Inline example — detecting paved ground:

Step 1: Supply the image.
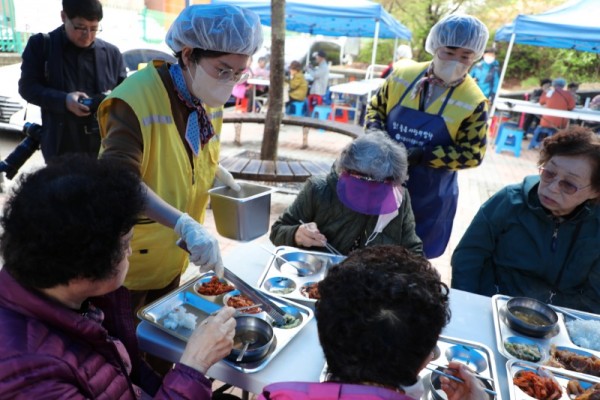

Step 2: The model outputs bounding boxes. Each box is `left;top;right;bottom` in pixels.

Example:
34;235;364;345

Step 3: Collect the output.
190;120;540;287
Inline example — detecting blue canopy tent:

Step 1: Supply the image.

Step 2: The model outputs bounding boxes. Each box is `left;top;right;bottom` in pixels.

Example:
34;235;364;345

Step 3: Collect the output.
491;0;600;115
211;0;411;68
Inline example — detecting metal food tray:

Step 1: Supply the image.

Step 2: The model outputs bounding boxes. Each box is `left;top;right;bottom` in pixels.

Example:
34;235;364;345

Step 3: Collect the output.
257;246;345;305
506;359;600;400
320;335;502;400
137;272;314;373
492;294;600;365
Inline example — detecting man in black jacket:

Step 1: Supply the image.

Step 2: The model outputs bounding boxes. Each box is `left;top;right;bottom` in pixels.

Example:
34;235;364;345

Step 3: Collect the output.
18;0;126;161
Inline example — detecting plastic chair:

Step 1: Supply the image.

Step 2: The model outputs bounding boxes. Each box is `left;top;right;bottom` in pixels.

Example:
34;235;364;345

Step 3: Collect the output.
529;127;556;150
311;105;332;120
332;107;349;123
235;97;248;113
495;123;524;157
489;113;511;143
307;94;323;114
287;100;307;116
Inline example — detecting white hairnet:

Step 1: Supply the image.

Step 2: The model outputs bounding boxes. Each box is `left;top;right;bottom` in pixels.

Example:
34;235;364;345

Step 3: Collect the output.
425;14;489;59
336;130;408;185
166;4;263;56
395;45;412;60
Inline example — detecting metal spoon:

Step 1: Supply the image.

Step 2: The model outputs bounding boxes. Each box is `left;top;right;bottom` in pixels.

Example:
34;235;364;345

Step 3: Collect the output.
236;341;251;362
258;245;312;276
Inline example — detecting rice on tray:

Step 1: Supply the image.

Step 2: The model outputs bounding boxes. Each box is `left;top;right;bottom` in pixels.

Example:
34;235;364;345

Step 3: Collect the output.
566;319;600;351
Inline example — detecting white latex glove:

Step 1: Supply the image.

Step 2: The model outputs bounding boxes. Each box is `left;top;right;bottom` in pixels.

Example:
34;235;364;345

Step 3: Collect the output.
175;213;224;277
215;164;241;192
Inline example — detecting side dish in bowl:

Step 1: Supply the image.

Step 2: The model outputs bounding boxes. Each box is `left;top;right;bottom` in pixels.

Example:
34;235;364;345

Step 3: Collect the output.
505;297;558;338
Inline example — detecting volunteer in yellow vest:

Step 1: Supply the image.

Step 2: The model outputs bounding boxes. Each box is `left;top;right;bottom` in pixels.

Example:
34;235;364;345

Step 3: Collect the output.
365;14;489;259
97;4;263;314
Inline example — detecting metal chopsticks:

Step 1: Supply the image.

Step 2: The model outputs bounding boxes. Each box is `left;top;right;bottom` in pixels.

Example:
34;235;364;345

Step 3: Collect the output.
298;219;343;256
223;267;287;326
424;366;497;397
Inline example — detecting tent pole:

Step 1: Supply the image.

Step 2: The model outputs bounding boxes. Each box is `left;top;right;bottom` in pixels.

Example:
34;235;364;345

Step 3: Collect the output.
370;20;380;78
489;32;516;119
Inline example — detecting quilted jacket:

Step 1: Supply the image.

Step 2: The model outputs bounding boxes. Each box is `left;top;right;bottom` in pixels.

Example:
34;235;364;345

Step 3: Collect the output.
0;269;212;399
270;169;423;255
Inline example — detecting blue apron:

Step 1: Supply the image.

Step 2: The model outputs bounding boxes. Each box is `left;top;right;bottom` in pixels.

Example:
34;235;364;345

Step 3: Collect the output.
385;70;458;258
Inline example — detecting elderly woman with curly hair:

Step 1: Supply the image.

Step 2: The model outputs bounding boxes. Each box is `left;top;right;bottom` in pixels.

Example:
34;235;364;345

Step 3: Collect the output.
270;130;423;256
452;126;600;313
258;245;488;400
0;156;236;399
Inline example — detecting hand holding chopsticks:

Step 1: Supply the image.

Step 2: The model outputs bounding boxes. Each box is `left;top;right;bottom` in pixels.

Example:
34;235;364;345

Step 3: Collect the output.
425;362;497;397
298;219;343;256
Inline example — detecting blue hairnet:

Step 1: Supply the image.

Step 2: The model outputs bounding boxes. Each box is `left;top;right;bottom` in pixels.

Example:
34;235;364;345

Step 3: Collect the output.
166;4;263;56
425;14;489;59
553;78;567;88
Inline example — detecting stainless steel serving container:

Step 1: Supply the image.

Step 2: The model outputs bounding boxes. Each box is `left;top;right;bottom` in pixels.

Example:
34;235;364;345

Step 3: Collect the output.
209;182;273;241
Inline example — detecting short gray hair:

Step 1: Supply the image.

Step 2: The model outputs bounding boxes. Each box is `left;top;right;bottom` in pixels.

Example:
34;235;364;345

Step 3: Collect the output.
336;130;408;184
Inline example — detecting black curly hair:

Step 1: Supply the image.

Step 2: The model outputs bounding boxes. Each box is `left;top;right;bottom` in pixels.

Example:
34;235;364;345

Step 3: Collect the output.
539;126;600;203
1;155;145;289
316;245;450;388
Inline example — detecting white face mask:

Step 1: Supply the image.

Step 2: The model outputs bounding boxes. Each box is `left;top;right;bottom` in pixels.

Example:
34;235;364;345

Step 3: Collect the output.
187;63;235;107
433;55;470;84
483;55;495;64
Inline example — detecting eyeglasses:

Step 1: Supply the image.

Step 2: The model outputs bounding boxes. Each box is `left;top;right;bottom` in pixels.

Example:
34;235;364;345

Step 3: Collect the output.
214;67;249;83
68;18;102;34
346;170;393;184
539;167;592;195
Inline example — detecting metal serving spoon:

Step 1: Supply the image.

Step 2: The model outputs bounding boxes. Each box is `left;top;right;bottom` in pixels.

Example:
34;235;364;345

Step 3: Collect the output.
258;245;312;277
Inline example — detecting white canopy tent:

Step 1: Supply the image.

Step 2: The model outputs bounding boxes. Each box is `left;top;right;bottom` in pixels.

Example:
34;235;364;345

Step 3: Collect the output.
491;0;600;116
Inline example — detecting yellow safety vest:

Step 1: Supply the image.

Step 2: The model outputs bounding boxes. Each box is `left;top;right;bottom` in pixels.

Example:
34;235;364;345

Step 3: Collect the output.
387;61;487;141
99;61;222;290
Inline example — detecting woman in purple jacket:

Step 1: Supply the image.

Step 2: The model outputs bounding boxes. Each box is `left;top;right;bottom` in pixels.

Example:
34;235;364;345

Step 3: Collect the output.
0;155;235;399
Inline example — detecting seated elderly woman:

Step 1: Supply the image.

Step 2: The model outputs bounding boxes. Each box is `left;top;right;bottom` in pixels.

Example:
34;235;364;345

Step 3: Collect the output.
452;126;600;313
259;245;487;400
0;156;235;398
269;130;423;255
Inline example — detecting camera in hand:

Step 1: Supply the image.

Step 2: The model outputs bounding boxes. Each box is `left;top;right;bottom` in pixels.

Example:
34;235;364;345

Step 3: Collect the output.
78;96;94;107
0;122;43;180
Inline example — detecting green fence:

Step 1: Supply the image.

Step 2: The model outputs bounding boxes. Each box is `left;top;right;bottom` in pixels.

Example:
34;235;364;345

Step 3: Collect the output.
0;0;24;53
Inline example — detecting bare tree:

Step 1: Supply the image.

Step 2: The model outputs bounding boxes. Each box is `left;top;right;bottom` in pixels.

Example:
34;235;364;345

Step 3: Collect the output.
261;0;285;161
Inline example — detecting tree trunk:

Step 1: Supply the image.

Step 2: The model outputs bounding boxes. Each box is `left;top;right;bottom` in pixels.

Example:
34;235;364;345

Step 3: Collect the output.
261;0;285;161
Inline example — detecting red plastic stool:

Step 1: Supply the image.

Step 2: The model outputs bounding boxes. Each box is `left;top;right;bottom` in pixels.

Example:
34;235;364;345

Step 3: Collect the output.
235;97;248;113
333;107;349;123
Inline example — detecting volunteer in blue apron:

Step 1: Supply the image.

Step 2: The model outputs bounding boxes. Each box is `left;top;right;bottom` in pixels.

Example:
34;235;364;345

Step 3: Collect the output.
366;14;490;259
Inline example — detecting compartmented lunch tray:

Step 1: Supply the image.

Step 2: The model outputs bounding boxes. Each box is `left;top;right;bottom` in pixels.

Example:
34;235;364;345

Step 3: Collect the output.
320;335;502;400
257;246;345;305
138;272;314;373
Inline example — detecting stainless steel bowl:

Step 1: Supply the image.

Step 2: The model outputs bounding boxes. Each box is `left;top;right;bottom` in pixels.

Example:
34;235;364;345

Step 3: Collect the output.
505;297;558;338
275;251;323;276
227;316;274;363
